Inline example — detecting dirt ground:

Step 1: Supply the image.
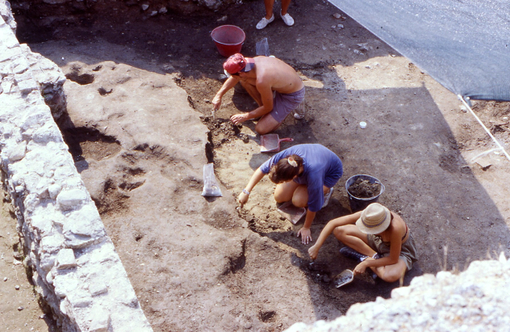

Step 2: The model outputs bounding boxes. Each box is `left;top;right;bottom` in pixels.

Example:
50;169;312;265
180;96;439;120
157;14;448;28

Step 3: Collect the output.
0;185;57;331
5;0;510;330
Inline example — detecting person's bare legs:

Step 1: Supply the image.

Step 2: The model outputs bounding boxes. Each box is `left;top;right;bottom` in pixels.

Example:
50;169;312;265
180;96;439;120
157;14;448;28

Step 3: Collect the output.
333;225;376;257
275;183;330;206
290;185;308;207
239;81;262;106
370;258;407;283
280;0;291;15
264;0;275;19
255;113;280;134
323;186;331;195
237;82;278;134
274;180;301;203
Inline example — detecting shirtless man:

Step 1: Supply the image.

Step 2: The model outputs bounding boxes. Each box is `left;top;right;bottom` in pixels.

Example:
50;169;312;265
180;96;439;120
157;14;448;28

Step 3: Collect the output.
212;53;305;134
308;203;418;283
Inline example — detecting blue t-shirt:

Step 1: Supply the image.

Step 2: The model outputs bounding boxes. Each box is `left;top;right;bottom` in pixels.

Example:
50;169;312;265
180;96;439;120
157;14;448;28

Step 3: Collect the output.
260;144;343;212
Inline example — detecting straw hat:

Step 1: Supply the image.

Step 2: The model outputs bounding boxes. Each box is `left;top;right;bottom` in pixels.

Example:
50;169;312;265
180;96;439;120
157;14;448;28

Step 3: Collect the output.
356;203;391;234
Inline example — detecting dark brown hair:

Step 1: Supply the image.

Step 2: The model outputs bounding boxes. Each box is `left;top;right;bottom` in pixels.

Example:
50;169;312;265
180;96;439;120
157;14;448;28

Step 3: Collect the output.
268;154;303;183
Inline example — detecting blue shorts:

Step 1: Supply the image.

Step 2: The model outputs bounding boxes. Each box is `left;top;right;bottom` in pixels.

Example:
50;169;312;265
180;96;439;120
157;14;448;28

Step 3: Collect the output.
270;87;305;123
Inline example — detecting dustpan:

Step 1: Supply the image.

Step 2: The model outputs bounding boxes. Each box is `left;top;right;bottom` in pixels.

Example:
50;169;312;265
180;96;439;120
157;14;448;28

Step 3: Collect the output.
277;201;306;224
333;269;354;288
260;134;293;153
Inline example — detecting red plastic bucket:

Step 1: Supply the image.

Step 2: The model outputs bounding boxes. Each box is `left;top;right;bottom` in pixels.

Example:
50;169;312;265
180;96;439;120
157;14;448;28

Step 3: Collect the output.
211;25;246;57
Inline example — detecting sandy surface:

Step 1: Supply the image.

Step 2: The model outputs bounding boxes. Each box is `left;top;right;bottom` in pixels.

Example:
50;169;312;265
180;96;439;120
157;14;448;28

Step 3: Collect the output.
5;0;510;330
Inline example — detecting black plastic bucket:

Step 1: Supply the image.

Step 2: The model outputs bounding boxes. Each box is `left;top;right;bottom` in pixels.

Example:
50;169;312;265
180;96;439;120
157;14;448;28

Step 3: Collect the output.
345;174;385;212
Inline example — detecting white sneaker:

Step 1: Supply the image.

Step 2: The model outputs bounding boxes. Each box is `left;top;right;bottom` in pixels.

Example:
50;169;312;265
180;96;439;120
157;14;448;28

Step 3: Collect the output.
280;11;295;26
256;14;274;30
294;103;305;119
322;187;334;209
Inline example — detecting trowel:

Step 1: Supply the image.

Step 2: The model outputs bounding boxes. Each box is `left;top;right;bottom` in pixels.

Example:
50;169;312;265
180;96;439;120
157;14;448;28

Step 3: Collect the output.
333;269;354;288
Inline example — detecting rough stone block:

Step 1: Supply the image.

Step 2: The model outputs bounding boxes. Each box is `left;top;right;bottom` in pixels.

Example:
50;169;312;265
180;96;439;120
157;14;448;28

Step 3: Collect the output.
20;107;51;132
33;122;63;144
0;45;21;62
12;56;29;74
69;296;93;308
15;71;38;94
6;141;26;161
22;171;49;197
29;212;54;237
89;280;108;296
0;26;19;48
53;273;80;298
57;188;88;211
63;204;105;240
48;183;62;199
40;253;57;273
24;193;41;214
89;304;111;332
89;242;119;264
56;248;77;269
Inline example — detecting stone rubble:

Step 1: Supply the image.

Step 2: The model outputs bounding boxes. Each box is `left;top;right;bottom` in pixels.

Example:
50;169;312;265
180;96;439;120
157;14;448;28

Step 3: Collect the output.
0;1;152;331
286;252;510;332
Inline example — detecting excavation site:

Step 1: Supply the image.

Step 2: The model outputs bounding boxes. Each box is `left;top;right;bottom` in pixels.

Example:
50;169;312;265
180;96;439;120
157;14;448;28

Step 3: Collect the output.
1;0;510;331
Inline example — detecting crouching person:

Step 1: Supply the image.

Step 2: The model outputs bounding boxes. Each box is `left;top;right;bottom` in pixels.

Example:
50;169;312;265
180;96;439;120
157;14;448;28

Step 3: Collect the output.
308;203;417;283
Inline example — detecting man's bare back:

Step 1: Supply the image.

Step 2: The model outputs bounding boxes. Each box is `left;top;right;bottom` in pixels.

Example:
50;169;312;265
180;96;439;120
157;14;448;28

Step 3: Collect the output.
213;54;305;134
250;56;304;94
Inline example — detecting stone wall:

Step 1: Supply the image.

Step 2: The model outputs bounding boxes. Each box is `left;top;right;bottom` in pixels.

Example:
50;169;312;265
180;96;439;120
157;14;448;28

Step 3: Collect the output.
0;1;152;331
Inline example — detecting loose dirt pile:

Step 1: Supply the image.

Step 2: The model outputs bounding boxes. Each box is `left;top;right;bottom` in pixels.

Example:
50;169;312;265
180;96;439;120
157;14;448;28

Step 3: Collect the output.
347;178;382;198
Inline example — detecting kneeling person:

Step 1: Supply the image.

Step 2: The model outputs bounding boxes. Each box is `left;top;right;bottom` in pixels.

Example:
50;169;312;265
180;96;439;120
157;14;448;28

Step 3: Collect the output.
238;144;343;244
308;203;417;283
212;53;305;134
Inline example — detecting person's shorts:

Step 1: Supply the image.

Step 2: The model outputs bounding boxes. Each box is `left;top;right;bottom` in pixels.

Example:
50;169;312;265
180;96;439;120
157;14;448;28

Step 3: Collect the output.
367;232;418;271
270;87;305;123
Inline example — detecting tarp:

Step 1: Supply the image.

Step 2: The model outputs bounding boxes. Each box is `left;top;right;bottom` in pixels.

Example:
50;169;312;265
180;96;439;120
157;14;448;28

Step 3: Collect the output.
328;0;510;101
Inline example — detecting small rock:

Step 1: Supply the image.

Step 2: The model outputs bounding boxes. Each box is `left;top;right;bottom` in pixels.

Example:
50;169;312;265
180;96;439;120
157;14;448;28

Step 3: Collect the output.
337;24;344;29
18;306;24;311
15;285;20;290
333;13;342;19
3;277;7;282
217;15;228;22
141;4;149;10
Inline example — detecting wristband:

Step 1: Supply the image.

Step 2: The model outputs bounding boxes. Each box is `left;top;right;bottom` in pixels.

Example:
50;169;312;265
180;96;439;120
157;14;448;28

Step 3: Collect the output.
242;189;250;195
